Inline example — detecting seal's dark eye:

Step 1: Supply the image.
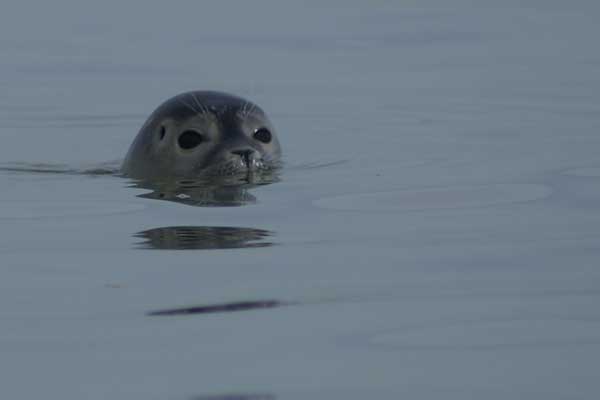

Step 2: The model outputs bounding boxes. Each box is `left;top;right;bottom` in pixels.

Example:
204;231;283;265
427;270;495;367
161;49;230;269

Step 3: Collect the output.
253;128;272;144
178;130;204;149
159;126;166;140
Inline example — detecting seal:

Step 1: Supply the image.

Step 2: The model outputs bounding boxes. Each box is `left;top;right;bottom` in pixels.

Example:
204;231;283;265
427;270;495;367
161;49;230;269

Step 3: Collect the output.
121;91;281;180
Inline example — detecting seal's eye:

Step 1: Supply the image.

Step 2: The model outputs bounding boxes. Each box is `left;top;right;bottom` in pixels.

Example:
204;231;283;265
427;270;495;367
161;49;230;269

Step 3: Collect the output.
178;130;204;149
159;126;166;141
253;128;272;144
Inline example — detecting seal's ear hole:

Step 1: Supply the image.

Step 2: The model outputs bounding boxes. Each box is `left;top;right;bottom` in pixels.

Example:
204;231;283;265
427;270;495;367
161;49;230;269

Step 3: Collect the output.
178;130;204;150
159;126;166;141
253;128;272;144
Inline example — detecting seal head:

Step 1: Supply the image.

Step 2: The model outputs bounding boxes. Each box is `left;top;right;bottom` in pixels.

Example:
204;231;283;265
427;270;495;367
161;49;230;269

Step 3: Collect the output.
121;91;281;180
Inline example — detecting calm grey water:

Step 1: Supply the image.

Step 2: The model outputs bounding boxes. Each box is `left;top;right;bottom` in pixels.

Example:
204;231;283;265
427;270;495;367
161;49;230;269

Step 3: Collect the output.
2;1;600;399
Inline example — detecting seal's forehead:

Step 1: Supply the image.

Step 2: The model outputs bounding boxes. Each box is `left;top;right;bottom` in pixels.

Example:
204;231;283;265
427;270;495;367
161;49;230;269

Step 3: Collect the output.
152;91;266;121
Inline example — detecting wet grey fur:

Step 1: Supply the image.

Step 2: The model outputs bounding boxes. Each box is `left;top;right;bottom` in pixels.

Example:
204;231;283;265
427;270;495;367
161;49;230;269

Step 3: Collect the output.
122;91;281;180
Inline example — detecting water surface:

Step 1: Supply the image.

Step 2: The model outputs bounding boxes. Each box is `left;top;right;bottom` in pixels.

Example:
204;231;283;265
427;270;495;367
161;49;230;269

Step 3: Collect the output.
1;1;600;399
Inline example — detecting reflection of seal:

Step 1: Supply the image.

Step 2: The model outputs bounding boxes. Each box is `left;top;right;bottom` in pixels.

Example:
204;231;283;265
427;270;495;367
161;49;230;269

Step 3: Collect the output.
133;178;259;207
135;226;274;250
121;91;282;180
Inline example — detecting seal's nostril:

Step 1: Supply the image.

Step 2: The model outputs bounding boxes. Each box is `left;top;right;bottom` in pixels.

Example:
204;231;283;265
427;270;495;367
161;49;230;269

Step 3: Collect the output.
231;149;253;157
231;149;254;159
231;149;254;166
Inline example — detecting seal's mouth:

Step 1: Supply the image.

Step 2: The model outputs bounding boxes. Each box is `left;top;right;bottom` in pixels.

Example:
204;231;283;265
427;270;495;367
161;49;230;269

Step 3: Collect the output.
200;157;268;177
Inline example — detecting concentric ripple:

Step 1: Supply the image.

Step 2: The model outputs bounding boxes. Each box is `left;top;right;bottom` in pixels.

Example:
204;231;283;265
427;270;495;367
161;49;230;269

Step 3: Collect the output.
314;183;551;212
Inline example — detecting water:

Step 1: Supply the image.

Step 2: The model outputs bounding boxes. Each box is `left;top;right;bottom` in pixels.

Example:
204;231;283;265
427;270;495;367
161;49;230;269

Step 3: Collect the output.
1;1;600;399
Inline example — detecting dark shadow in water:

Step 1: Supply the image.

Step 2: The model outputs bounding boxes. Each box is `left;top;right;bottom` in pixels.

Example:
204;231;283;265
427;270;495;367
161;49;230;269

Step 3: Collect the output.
130;170;280;207
191;394;275;400
134;226;275;250
148;300;285;316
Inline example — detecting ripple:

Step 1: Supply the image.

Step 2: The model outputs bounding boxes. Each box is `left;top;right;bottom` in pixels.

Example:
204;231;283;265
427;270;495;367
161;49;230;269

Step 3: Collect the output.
131;172;279;207
0;161;122;176
371;318;600;350
314;183;551;212
0;201;145;219
567;167;600;177
191;394;275;400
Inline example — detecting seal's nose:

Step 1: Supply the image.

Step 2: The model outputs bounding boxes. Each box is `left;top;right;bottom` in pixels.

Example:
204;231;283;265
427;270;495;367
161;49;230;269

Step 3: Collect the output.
231;149;255;165
231;149;254;158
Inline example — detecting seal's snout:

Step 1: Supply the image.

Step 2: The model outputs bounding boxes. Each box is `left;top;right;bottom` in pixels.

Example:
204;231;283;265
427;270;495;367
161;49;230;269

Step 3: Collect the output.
231;148;257;166
231;148;254;158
